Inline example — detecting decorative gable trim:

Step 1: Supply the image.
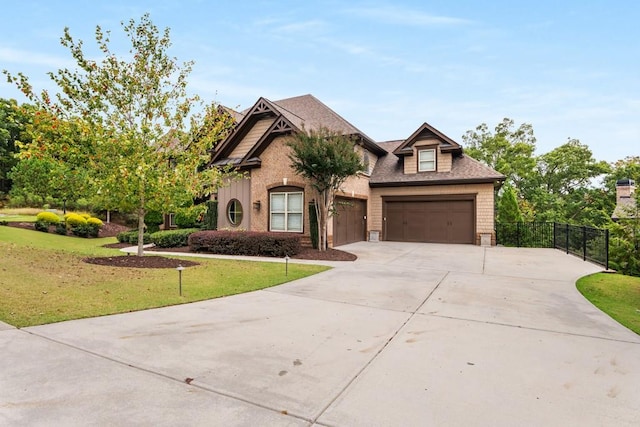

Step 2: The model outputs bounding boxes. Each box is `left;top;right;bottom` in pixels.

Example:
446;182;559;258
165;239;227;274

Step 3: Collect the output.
393;122;462;156
209;97;281;164
240;115;299;167
252;99;278;115
272;117;294;133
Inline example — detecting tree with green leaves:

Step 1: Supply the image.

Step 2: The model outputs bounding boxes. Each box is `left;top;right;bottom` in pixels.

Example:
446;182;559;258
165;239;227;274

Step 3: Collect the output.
287;127;363;251
4;14;234;255
0;99;33;196
462;118;537;191
531;139;610;223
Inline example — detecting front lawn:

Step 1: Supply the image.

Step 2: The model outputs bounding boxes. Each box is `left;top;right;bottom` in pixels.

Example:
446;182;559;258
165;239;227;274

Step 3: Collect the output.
577;273;640;335
0;226;330;327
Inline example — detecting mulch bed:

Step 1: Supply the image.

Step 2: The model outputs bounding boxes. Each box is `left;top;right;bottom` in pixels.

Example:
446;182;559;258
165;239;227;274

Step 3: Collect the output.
4;221;356;267
145;245;357;261
84;255;199;269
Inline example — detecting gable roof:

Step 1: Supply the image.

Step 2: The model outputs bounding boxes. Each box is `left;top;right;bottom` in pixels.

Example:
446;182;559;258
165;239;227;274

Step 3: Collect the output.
218;105;245;123
210;94;386;167
393;122;462;156
370;140;505;187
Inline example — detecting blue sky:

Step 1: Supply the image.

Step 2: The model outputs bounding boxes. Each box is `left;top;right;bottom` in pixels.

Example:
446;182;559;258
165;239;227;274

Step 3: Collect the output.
1;0;638;162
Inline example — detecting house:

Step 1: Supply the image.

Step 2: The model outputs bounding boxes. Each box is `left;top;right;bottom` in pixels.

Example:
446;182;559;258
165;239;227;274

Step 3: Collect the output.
208;94;505;247
612;178;637;220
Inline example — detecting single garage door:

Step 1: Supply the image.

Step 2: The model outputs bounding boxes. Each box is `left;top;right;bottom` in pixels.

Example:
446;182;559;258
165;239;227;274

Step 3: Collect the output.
333;197;367;246
384;199;474;244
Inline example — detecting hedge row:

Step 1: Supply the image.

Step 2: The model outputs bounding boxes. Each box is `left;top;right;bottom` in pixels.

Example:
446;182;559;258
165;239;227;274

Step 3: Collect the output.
150;228;199;248
188;231;301;257
116;230;151;245
34;211;103;238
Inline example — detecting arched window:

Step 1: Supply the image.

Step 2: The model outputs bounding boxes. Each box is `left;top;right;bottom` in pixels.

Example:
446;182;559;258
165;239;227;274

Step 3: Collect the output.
227;199;243;226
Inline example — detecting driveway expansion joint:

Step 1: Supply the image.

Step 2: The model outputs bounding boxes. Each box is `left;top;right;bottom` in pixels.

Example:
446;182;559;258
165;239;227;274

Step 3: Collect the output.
310;271;450;424
422;313;640;344
20;328;313;424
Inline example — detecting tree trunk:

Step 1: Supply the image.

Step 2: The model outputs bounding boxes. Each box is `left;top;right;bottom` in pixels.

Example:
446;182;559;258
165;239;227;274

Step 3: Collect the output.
137;186;146;257
317;189;331;251
137;208;145;257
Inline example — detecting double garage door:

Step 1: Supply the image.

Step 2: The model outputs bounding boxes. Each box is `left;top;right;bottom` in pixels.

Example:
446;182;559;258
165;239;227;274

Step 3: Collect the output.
384;198;475;244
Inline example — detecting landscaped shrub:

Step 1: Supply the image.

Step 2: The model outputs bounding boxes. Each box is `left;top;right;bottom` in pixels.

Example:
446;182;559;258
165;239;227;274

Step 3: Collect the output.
36;211;61;224
34;220;49;232
86;217;104;237
150;228;199;248
63;213;103;237
308;203;319;249
203;200;218;230
175;204;207;229
35;211;61;233
145;210;164;233
116;230;151;245
188;230;301;257
55;222;67;235
65;213;87;228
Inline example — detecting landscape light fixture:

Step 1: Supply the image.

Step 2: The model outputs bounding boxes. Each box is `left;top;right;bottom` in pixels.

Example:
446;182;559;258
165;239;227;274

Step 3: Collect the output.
176;265;185;296
284;255;290;276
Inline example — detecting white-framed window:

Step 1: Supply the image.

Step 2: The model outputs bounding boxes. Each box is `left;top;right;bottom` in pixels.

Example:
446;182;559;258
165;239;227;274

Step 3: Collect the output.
418;149;436;172
168;213;176;228
270;191;303;232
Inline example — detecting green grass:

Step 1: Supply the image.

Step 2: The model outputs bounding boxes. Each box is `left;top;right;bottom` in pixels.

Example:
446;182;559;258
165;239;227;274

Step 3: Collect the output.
0;227;330;327
0;214;38;222
577;273;640;335
0;207;53;222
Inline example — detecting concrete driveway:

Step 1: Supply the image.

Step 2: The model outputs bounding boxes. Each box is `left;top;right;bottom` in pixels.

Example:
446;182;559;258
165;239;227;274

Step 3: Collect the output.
2;242;639;426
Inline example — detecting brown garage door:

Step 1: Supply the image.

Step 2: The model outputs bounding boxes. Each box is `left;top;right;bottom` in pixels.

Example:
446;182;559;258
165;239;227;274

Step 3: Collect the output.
385;200;474;244
333;197;367;246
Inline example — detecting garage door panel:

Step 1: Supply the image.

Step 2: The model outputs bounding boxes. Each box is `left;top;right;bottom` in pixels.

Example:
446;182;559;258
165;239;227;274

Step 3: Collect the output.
450;201;474;244
385;202;405;241
404;203;427;242
424;202;448;243
384;199;474;244
333;198;367;246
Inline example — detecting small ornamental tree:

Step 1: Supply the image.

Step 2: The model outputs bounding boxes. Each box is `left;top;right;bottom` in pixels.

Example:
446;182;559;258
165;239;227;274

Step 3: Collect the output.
497;183;523;223
287;127;363;251
4;14;235;256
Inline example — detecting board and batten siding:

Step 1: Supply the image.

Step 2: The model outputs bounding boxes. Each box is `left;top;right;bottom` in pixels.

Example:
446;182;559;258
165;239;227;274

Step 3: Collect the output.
228;117;276;159
217;177;251;230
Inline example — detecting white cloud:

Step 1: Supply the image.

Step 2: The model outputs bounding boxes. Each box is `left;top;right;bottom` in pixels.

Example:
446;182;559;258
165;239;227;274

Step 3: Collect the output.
0;46;73;69
344;5;472;26
271;20;328;35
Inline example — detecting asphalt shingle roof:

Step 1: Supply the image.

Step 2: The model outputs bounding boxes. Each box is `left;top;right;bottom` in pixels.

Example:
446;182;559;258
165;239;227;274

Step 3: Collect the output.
370;140;505;186
271;94;371;138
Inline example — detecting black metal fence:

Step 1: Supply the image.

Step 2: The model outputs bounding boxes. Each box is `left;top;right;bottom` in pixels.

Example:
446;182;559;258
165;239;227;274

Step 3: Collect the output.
496;222;609;269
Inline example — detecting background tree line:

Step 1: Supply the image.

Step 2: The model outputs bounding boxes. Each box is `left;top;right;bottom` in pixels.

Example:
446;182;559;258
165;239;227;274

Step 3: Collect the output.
463;118;639;275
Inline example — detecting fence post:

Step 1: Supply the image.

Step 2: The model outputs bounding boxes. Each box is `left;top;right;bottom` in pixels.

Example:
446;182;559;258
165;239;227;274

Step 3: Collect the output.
582;226;587;261
553;222;557;248
605;229;609;270
517;222;521;247
565;223;569;254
